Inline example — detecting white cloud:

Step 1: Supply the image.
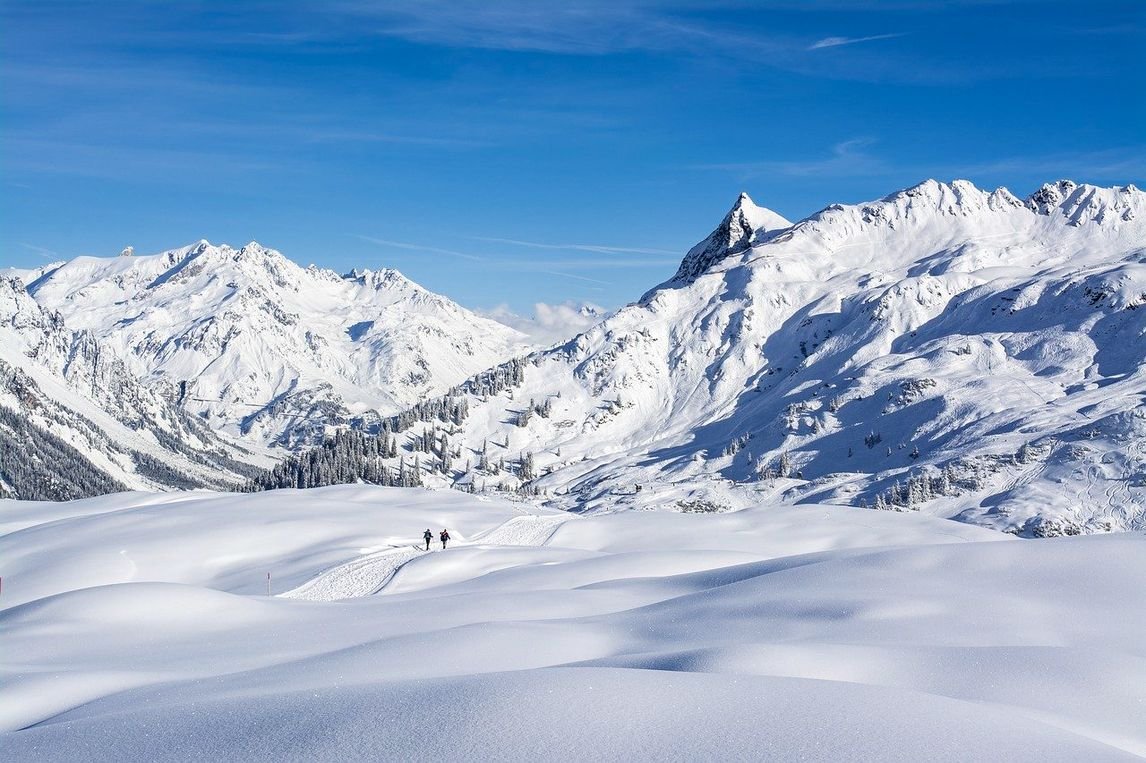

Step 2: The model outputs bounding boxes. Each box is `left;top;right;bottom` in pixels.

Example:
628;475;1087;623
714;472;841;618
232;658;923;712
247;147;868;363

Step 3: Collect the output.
697;137;887;179
481;301;611;348
18;242;63;260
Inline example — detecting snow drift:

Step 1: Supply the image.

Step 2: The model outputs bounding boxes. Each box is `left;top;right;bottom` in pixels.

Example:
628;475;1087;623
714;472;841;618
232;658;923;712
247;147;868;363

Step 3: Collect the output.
1;486;1144;759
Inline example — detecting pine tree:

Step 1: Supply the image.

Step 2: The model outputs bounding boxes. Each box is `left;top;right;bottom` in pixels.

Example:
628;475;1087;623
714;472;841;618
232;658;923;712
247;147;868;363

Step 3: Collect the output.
907;476;922;507
778;451;793;478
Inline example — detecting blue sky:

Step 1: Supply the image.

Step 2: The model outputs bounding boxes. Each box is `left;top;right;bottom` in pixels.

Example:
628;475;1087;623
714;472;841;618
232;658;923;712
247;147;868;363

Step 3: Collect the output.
2;1;1143;313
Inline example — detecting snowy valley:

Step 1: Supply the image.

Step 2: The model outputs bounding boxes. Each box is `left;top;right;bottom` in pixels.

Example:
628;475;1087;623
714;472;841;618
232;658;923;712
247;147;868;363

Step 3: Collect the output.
2;178;1146;760
9;0;1144;756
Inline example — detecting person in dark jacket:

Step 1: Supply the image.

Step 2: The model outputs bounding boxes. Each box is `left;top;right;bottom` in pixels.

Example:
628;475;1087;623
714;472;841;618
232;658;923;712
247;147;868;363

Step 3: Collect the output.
423;528;433;551
440;529;450;550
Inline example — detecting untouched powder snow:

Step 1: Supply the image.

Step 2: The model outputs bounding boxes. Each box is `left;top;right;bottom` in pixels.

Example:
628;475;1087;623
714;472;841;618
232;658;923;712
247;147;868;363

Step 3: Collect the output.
2;485;1144;760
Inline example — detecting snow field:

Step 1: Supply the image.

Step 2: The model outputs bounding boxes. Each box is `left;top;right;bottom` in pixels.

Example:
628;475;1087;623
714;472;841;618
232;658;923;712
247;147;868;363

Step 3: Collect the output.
2;485;1145;759
282;513;572;600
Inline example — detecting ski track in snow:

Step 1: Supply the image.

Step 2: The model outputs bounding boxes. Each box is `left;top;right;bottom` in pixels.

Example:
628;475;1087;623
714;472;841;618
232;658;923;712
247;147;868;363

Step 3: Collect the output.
280;513;571;601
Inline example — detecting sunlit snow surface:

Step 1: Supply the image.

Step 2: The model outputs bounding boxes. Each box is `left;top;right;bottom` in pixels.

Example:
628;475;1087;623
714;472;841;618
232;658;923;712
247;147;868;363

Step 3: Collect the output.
2;485;1144;760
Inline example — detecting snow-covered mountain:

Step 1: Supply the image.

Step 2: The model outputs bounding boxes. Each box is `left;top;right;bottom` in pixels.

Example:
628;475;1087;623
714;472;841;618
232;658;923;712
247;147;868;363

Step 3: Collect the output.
20;241;527;447
0;278;268;498
265;180;1146;536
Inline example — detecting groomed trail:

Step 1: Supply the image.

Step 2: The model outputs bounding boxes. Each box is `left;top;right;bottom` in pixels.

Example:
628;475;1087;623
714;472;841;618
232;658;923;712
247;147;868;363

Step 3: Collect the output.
280;513;571;602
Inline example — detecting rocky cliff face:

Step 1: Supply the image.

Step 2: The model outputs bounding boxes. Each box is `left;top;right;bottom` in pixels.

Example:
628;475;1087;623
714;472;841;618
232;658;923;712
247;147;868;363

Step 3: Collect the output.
0;277;267;499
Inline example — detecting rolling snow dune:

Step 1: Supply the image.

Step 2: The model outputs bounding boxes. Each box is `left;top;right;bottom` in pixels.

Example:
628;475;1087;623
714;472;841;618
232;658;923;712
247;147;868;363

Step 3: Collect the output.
2;486;1144;759
7;670;1138;762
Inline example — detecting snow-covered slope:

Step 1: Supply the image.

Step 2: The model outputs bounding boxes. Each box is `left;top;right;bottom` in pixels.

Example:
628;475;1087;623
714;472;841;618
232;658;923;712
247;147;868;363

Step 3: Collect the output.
300;180;1145;535
0;278;267;498
2;486;1144;759
23;241;526;447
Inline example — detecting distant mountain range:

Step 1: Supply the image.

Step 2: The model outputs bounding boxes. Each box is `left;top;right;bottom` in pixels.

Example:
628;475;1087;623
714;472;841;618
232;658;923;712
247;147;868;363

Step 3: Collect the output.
4;179;1144;535
13;241;527;447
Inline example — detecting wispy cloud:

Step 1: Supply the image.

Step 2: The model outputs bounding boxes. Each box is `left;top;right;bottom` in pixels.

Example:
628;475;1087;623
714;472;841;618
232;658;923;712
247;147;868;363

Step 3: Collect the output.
354;235;485;261
18;242;62;260
338;1;710;56
697;138;888;179
540;270;612;285
945;147;1146;185
527;258;679;269
472;236;677;256
808;33;905;50
352;236;680;271
297;128;490;149
3;136;293;183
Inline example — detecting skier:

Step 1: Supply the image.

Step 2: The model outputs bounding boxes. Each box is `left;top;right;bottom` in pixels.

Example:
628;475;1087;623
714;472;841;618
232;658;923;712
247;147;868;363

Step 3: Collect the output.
423;528;433;551
440;528;450;550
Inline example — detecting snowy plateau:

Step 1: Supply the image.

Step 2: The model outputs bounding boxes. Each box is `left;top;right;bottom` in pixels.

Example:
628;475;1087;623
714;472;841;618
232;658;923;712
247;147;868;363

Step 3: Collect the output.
2;178;1146;760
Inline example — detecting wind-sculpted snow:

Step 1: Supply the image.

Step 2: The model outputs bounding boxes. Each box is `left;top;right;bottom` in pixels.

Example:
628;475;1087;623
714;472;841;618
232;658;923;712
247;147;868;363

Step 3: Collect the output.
282;179;1142;535
22;241;527;447
1;486;1144;759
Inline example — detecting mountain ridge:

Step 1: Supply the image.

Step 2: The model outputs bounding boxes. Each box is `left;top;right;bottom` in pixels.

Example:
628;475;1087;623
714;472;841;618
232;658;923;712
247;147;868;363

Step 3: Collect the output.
252;178;1146;536
0;277;267;498
19;240;529;447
